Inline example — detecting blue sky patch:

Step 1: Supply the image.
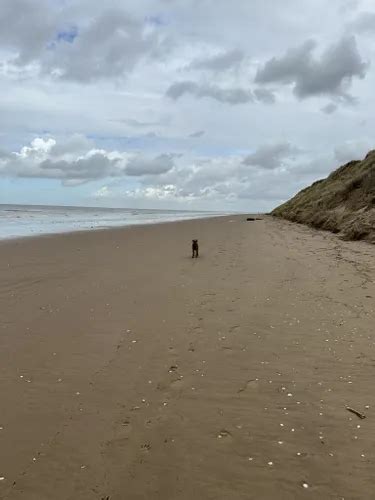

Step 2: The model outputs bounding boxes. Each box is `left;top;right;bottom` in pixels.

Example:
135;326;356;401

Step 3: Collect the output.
56;26;78;43
145;15;167;27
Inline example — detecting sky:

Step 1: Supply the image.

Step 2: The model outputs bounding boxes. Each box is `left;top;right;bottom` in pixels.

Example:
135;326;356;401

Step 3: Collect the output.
0;0;375;211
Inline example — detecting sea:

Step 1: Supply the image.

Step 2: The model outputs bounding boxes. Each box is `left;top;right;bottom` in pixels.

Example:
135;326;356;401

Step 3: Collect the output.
0;204;227;240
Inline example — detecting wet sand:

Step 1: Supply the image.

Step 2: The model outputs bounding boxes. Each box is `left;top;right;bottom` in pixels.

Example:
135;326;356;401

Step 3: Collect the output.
0;215;375;499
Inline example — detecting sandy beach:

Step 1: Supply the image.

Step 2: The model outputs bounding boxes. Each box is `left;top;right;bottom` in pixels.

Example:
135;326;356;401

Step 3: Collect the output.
1;215;375;500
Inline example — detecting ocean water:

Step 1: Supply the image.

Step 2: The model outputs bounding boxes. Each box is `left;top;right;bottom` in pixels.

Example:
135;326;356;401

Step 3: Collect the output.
0;204;226;240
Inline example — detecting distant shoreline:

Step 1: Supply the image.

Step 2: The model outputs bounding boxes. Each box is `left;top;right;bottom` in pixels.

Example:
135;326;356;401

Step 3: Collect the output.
0;204;241;241
0;214;235;245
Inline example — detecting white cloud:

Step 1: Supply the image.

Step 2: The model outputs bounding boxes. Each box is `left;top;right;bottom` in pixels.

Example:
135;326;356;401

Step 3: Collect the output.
0;137;175;184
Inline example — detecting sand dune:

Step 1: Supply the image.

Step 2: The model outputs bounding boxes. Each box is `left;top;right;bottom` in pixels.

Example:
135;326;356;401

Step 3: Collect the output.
272;150;375;243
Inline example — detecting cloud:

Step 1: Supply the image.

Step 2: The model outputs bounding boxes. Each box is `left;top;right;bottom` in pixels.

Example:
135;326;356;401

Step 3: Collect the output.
321;103;338;114
49;134;94;157
188;49;245;72
287;155;333;176
243;142;301;170
334;140;373;164
94;186;111;198
0;142;122;184
0;137;177;184
339;0;360;14
189;130;205;138
0;0;57;65
0;149;12;160
38;154;121;184
115;119;163;128
46;10;158;82
125;153;176;176
166;81;254;104
255;36;368;101
253;88;276;104
0;2;162;82
349;11;375;33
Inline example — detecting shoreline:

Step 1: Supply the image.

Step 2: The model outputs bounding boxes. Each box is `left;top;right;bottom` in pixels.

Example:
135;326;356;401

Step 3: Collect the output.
0;213;241;246
0;203;241;243
1;215;375;499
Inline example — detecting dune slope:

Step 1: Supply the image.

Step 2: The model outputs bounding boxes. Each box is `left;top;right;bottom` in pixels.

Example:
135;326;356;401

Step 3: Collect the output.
272;150;375;242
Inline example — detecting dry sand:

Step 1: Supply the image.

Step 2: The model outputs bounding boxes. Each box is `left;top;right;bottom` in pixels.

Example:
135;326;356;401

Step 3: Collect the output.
0;215;375;500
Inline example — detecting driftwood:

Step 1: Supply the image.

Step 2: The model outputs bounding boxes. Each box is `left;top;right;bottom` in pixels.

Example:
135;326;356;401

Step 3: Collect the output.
346;406;366;419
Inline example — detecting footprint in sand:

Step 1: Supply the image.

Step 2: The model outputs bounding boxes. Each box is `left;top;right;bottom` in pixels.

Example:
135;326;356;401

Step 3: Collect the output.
229;325;240;333
217;429;233;440
118;419;133;438
170;377;184;389
104;435;129;460
238;379;259;393
221;345;233;351
157;369;185;393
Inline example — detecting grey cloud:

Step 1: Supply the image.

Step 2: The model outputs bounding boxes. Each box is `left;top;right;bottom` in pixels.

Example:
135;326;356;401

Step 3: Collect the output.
125;154;175;176
47;10;156;82
253;88;276;104
189;130;205;138
0;151;122;184
188;49;245;72
243;142;301;170
0;149;12;160
350;12;375;33
256;40;316;86
334;141;372;164
39;154;121;180
49;135;94;156
339;0;360;14
287;155;332;176
118;119;163;128
321;103;338;114
0;0;56;65
166;81;253;104
0;138;179;184
255;36;368;100
166;81;198;99
0;2;160;82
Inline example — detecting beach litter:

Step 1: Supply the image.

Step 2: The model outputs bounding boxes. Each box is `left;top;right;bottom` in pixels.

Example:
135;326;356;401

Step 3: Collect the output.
346;406;366;419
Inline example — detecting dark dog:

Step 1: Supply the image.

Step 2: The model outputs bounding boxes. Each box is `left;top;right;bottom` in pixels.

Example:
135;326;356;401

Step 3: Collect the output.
192;239;199;258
